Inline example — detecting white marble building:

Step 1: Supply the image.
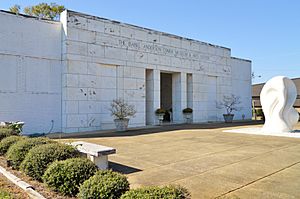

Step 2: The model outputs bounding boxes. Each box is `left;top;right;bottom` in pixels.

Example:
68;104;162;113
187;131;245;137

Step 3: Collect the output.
0;10;252;134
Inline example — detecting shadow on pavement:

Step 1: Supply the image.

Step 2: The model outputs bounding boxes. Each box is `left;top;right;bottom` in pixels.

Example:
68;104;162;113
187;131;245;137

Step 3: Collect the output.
47;121;264;139
109;161;142;174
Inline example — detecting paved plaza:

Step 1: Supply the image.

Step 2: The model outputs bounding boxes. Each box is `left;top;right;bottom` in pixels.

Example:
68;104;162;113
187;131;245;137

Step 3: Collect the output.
63;122;300;198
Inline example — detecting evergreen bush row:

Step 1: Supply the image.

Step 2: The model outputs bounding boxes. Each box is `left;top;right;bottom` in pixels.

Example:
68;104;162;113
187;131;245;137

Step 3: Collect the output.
43;158;98;196
78;170;130;199
0;128;18;141
6;137;54;169
20;143;80;181
0;136;25;155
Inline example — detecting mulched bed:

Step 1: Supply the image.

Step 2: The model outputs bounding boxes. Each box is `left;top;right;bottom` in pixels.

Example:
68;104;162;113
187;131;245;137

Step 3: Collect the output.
0;156;76;199
0;173;29;199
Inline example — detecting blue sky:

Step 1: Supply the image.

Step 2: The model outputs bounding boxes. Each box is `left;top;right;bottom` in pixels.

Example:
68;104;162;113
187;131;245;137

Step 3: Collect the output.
1;0;299;84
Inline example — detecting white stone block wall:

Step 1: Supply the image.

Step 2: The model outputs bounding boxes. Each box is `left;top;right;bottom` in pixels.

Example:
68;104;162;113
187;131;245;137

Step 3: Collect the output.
0;10;252;134
61;10;149;132
172;72;187;123
192;74;209;122
231;57;252;120
0;12;62;134
59;10;252;132
146;69;160;125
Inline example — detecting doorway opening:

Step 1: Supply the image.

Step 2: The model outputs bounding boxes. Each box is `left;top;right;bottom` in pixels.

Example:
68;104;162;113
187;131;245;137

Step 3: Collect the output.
160;73;172;122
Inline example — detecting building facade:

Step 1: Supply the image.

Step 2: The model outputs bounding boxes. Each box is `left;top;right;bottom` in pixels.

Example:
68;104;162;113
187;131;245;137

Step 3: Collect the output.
0;10;252;134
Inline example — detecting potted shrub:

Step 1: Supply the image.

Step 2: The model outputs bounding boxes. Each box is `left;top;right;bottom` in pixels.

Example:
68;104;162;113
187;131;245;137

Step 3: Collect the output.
217;94;242;123
110;98;136;131
0;121;24;135
255;108;265;121
155;108;166;125
182;108;193;123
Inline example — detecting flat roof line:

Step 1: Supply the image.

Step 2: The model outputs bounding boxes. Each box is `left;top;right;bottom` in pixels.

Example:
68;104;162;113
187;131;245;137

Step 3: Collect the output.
231;56;252;62
66;9;232;51
0;9;59;23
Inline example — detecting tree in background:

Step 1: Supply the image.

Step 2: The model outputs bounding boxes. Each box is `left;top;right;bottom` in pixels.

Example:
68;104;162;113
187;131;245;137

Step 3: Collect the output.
9;3;65;20
9;4;20;14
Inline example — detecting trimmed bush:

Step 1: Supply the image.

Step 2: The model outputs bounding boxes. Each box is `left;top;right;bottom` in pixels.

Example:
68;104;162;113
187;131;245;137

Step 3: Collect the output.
0;128;18;141
43;158;97;196
182;108;193;114
255;108;265;120
0;136;26;156
6;137;54;169
120;185;191;199
78;170;130;199
155;108;166;115
5;121;24;134
20;143;80;181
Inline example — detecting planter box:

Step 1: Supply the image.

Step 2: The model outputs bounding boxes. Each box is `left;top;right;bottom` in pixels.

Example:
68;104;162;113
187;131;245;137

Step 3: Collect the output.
156;114;164;125
183;113;193;123
114;119;129;131
223;114;234;123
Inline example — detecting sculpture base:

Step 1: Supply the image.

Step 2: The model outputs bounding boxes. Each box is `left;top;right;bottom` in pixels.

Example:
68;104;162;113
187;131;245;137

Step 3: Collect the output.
223;128;300;138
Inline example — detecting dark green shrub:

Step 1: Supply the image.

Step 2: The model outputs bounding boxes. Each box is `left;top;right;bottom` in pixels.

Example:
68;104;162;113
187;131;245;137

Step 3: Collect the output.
6;137;54;169
155;108;166;115
0;128;18;141
120;185;191;199
43;158;97;196
182;108;193;114
0;136;26;156
6;121;24;134
255;108;265;121
78;170;130;199
20;143;80;181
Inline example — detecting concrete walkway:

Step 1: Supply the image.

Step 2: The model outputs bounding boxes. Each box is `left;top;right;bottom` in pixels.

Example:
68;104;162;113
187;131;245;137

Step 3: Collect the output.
62;122;300;199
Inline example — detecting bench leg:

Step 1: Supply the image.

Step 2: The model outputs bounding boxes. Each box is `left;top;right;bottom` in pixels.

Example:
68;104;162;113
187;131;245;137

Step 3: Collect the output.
87;154;108;170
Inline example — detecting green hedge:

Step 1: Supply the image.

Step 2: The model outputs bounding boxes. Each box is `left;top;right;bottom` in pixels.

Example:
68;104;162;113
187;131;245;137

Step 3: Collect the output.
78;170;130;199
6;137;54;169
0;128;18;141
20;143;80;181
0;136;25;156
182;108;193;114
43;158;98;196
120;185;191;199
155;108;166;114
255;108;265;120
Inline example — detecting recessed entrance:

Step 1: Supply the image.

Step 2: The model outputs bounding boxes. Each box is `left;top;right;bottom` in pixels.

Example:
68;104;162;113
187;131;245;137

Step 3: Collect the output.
145;70;192;125
160;73;173;122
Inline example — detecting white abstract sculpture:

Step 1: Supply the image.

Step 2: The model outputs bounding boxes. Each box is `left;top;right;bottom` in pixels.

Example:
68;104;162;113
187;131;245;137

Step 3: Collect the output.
260;76;299;133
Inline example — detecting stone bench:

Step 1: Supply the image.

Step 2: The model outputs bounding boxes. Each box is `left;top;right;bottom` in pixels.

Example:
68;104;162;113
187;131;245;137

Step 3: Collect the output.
69;141;116;170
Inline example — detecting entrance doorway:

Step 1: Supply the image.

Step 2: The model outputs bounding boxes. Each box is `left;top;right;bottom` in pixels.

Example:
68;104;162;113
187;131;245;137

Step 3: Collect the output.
160;73;172;122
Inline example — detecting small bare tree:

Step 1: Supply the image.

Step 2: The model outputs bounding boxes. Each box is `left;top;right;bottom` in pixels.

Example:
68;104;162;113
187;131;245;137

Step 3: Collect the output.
110;98;136;120
217;94;242;115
